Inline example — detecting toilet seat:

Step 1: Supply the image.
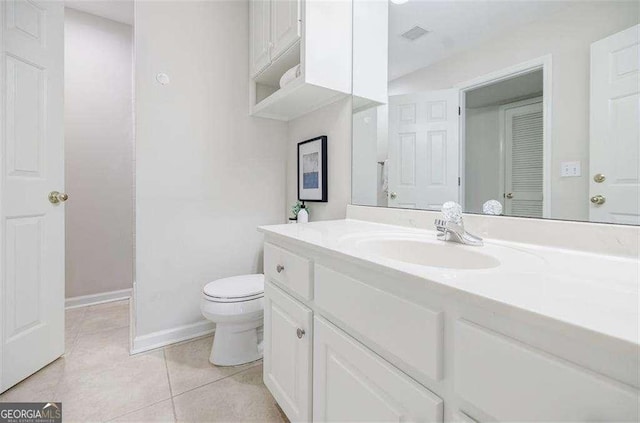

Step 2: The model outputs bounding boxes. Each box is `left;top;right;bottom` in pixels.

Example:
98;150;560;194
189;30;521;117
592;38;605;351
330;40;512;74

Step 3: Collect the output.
203;274;264;303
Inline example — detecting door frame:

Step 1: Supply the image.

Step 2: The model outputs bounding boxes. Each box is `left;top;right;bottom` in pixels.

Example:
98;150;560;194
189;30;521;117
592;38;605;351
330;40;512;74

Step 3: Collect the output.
456;55;552;218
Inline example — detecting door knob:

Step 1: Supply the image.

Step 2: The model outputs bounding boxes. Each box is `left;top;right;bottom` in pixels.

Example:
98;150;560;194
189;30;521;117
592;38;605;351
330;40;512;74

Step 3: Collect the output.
49;191;69;204
505;192;514;199
590;195;606;205
593;173;606;183
389;192;397;200
296;328;305;339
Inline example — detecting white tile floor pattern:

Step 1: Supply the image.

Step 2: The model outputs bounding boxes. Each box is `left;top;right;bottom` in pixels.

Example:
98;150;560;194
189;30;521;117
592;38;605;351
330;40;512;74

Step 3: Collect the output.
0;300;288;423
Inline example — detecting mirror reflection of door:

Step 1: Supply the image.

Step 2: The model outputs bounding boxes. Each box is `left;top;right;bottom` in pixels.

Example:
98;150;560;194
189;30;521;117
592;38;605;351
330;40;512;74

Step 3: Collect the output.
503;99;544;218
388;89;460;210
463;70;545;218
589;24;640;225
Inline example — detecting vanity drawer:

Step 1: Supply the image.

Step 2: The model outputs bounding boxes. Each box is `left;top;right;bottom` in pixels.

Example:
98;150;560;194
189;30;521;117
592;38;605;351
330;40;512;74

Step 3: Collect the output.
454;319;639;422
264;243;312;299
314;264;443;382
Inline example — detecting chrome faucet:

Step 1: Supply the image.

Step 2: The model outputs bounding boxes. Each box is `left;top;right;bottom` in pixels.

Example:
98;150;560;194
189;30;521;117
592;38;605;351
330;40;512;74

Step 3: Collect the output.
435;202;483;246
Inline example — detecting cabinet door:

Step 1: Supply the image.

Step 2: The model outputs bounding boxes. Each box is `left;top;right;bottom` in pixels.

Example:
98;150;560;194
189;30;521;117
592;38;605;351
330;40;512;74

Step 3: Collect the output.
250;0;271;77
313;316;443;423
271;0;300;60
454;319;639;422
264;280;312;422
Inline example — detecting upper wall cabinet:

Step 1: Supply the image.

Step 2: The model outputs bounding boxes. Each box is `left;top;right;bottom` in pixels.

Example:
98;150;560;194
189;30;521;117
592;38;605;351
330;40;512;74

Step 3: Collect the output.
250;0;272;77
271;0;301;63
250;0;300;77
249;0;387;122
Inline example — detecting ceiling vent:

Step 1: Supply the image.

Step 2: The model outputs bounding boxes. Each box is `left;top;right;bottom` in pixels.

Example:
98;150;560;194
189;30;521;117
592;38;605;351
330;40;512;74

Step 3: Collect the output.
401;26;429;41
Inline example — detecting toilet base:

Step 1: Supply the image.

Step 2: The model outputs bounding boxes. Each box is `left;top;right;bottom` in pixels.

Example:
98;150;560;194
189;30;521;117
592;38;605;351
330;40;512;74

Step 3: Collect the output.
210;319;264;366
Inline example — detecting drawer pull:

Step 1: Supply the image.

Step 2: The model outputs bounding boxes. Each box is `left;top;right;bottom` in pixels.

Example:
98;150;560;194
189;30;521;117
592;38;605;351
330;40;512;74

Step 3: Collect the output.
297;328;305;339
276;264;285;273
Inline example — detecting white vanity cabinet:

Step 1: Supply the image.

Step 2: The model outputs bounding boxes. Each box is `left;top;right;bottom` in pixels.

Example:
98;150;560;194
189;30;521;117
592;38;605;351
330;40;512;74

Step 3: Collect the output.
261;234;639;423
313;316;443;422
263;280;312;422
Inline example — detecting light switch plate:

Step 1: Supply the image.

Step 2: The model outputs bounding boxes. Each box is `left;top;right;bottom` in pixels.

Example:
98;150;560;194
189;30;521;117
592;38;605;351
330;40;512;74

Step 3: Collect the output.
561;161;581;177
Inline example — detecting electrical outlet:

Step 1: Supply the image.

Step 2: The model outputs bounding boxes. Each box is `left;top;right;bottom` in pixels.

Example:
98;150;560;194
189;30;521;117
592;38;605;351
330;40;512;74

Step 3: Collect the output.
560;161;581;177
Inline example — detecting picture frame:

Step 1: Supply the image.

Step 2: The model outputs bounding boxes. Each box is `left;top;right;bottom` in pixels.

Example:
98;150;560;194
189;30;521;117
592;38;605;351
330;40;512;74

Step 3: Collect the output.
297;136;328;202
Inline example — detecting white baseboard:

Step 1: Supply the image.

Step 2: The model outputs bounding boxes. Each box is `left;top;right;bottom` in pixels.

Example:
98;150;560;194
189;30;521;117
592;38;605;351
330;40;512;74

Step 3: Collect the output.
130;319;215;355
66;288;132;309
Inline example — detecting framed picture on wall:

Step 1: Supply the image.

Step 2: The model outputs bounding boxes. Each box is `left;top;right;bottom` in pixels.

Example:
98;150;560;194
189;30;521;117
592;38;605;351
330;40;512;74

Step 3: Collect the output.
298;136;328;202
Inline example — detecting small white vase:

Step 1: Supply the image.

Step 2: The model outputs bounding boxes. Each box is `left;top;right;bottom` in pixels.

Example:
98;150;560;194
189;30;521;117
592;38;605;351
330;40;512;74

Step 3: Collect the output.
297;207;309;223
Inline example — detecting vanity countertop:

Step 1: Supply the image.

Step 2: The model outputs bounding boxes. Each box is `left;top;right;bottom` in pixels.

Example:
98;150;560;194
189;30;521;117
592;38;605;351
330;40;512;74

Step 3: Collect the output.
259;219;639;347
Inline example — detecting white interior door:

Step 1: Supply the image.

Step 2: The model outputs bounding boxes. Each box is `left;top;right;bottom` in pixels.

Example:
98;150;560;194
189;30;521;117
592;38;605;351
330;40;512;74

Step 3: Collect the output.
590;24;640;224
388;89;459;210
1;0;65;392
503;100;544;218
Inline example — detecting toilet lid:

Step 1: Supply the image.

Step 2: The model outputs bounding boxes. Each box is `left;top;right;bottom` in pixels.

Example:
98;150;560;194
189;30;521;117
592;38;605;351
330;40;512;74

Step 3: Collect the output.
203;274;264;300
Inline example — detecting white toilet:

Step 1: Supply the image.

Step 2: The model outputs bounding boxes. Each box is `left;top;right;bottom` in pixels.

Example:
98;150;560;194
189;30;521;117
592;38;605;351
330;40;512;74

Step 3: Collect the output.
200;274;265;366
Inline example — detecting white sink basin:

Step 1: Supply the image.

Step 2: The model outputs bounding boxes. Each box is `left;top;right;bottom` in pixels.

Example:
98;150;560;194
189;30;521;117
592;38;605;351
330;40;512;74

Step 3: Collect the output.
354;238;501;270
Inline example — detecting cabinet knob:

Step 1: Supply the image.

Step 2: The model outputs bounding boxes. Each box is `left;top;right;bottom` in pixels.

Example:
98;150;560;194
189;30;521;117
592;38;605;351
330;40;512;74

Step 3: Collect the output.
590;195;606;205
296;328;305;339
505;192;514;199
276;264;285;273
389;192;397;200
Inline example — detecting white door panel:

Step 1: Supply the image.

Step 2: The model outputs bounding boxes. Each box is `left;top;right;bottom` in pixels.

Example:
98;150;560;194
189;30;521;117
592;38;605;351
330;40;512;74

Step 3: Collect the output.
263;281;312;422
590;24;640;224
250;0;271;77
313;316;443;422
388;90;459;210
271;0;300;61
1;0;65;392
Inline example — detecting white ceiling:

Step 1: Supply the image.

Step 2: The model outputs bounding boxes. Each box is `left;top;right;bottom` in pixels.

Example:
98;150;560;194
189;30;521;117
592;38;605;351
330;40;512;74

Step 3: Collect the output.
65;0;133;25
389;1;570;81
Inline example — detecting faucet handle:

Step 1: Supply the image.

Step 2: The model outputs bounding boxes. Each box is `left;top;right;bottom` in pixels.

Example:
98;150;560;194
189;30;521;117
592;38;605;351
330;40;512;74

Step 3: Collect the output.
441;201;463;224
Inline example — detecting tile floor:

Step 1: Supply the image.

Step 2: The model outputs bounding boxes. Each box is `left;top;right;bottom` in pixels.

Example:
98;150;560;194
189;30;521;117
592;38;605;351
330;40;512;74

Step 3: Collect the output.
0;300;287;423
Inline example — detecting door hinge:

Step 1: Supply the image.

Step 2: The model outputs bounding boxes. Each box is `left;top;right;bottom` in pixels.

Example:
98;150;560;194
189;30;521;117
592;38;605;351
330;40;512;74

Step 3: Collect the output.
458;107;461;116
458;177;461;186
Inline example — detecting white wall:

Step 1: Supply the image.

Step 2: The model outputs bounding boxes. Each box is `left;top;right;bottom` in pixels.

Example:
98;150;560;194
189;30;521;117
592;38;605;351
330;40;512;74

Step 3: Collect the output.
64;8;133;298
134;0;287;346
464;106;501;214
389;1;639;221
352;107;378;206
286;98;352;221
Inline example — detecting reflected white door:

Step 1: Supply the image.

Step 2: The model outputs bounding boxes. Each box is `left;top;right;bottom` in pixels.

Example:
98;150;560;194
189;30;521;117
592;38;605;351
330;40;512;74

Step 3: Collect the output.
1;0;65;392
590;24;640;224
388;89;459;210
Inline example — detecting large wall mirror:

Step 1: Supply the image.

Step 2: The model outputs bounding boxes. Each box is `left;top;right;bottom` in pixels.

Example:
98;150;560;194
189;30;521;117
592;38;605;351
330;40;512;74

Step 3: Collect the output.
352;1;639;225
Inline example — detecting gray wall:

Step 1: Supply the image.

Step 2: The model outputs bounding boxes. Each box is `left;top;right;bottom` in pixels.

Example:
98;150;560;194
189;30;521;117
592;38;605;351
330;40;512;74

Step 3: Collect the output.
64;8;134;298
465;106;501;213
